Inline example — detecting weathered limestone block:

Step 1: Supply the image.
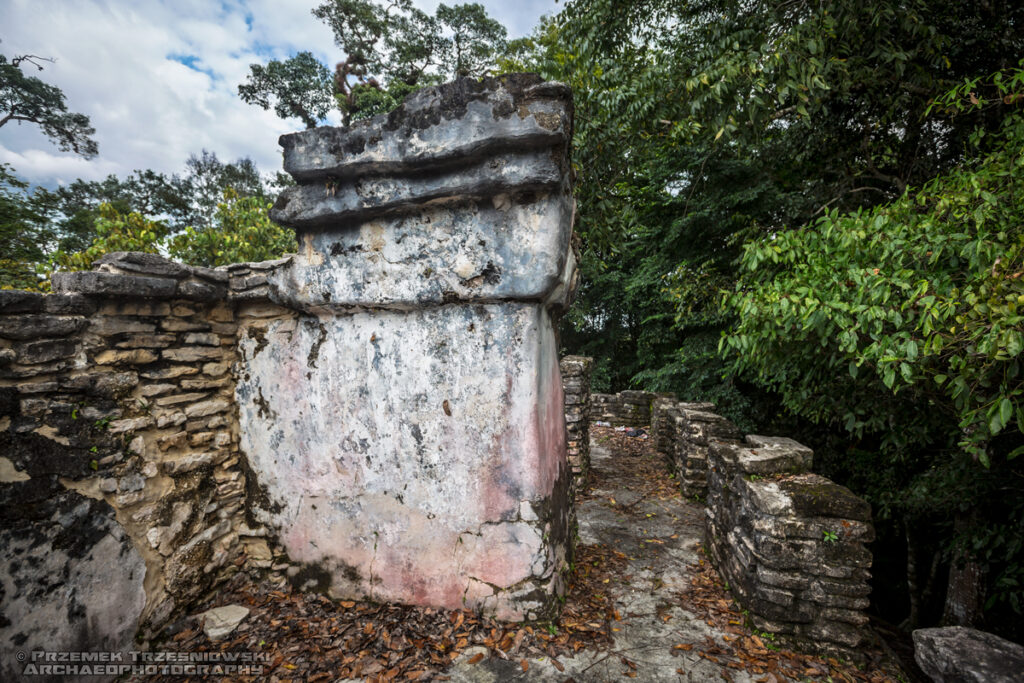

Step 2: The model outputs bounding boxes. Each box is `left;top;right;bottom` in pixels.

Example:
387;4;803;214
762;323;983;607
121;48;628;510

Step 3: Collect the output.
240;75;576;620
913;626;1024;683
267;75;574;311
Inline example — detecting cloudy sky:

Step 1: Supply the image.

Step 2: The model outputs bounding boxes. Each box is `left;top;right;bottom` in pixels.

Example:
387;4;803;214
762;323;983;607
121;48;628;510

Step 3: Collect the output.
0;0;558;188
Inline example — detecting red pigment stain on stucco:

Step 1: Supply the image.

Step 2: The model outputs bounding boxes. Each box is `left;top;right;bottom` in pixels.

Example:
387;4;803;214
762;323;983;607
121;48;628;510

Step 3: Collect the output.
481;374;520;520
370;547;466;610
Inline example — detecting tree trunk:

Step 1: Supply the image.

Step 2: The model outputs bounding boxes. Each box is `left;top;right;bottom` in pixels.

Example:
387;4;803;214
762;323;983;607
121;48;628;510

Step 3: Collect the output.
942;513;986;627
902;520;921;630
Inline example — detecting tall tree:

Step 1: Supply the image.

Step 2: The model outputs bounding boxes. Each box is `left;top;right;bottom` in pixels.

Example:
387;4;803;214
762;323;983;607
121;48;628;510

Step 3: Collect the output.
239;1;507;126
183;150;269;229
236;51;334;130
0;50;97;157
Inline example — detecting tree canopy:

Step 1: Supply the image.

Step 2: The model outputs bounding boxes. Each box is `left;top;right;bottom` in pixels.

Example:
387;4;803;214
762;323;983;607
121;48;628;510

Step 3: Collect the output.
0;51;98;157
239;1;507;126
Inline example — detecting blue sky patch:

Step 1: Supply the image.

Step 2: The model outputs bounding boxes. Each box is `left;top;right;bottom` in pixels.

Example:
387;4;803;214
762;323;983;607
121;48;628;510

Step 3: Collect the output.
168;53;218;80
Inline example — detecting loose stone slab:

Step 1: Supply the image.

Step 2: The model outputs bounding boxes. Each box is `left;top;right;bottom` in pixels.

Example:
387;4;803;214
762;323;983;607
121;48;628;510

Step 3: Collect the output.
203;605;250;640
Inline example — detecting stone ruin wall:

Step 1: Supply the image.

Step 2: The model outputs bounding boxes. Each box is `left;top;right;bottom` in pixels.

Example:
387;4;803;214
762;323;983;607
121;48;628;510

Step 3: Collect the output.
704;435;874;657
569;376;875;657
559;355;592;493
1;74;578;671
588;389;657;427
243;74;577;621
0;256;284;679
649;397;742;500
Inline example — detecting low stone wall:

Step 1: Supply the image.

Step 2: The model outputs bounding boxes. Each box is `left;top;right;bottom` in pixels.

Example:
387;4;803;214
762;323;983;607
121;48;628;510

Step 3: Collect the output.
560;356;593;492
0;253;282;677
705;435;874;657
649;399;741;500
577;386;874;657
589;389;658;426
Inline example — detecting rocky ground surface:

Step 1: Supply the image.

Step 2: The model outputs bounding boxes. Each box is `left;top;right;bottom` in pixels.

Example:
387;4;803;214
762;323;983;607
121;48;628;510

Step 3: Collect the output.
137;428;908;682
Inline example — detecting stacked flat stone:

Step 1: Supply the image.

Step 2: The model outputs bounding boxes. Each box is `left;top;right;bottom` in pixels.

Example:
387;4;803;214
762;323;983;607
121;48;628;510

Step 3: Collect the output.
239;74;578;621
705;434;874;658
0;252;278;678
648;398;739;499
222;256;292;302
648;396;680;457
675;405;740;499
589;389;657;426
560;356;593;492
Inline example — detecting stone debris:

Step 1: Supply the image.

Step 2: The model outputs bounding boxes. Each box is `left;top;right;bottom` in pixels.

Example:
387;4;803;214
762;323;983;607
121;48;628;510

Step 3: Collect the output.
201;604;250;641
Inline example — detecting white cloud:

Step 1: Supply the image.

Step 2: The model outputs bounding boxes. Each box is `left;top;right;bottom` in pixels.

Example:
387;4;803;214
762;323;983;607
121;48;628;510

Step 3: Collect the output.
0;0;558;188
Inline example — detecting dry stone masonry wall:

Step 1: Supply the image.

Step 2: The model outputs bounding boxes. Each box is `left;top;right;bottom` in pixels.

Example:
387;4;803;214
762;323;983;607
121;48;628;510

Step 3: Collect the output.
560;355;592;493
704;435;874;657
0;253;274;680
572;377;874;659
589;389;658;426
649;398;742;500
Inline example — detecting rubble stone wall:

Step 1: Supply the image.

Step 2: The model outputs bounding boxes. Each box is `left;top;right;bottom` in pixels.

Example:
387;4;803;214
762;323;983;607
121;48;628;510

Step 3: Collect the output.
575;383;874;657
705;436;874;657
589;390;658;426
1;74;579;666
649;398;741;500
560;355;592;493
0;255;280;679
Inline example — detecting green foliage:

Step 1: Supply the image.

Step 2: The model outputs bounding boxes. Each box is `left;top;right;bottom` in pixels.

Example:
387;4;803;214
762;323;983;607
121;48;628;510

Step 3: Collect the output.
168;189;295;267
436;3;507;78
345;78;426;121
0;164;51;289
725;65;1024;465
182;150;270;229
237;51;334;129
31;168;193;254
0;51;97;157
240;1;507;126
723;65;1024;623
50;204;168;273
537;0;1023;411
